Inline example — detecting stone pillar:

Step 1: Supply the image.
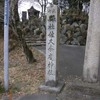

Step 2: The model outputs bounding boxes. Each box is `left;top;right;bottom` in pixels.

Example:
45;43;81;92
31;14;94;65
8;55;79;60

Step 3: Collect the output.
22;11;27;22
39;5;64;93
45;5;59;86
83;0;100;82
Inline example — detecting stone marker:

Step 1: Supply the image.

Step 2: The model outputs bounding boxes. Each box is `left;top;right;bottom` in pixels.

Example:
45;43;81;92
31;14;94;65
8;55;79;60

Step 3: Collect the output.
39;4;64;93
22;11;27;22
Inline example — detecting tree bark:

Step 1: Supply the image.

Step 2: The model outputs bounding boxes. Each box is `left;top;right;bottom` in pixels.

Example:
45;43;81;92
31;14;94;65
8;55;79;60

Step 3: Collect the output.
0;0;35;63
83;0;100;82
53;0;58;5
10;0;36;63
17;28;36;63
0;1;4;37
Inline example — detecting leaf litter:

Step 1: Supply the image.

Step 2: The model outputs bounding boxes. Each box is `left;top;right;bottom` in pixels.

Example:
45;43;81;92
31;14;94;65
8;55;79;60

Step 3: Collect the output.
0;38;45;99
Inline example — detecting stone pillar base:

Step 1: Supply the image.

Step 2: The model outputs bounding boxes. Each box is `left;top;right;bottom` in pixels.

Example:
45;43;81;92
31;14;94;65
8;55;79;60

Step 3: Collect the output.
39;81;64;93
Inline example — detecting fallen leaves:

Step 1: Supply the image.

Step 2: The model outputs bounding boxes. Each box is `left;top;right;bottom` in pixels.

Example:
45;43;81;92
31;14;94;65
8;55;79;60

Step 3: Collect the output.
0;38;45;98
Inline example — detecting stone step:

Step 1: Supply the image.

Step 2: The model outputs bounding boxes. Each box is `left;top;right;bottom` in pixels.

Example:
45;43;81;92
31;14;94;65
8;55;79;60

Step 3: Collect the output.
26;42;46;46
25;38;43;41
25;39;35;41
26;41;46;43
25;35;39;38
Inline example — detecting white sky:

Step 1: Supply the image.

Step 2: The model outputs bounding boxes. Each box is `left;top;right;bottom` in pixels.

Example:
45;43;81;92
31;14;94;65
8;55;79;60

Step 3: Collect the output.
18;0;52;19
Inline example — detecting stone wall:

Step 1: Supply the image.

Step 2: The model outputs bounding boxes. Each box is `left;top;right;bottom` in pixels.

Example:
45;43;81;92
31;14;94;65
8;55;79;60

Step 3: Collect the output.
21;9;88;46
0;2;88;46
60;9;88;46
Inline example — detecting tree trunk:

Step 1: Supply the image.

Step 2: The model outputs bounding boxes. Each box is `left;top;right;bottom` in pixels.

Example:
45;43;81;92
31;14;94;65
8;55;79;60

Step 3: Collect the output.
44;0;46;15
9;0;36;63
0;0;36;63
83;0;100;82
0;1;4;21
53;0;58;5
17;28;36;63
0;1;4;37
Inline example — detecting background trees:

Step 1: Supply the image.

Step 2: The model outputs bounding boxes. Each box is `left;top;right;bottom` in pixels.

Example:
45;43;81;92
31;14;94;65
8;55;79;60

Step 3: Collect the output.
67;0;90;10
53;0;90;11
0;0;91;63
0;0;36;63
34;0;49;17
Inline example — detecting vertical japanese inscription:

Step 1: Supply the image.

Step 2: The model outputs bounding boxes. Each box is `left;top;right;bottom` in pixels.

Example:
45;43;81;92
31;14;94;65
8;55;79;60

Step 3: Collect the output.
45;5;59;83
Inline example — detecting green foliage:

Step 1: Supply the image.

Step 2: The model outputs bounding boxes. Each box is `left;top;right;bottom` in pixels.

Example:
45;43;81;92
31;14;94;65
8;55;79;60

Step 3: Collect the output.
0;0;4;3
0;85;5;93
66;0;90;9
10;86;20;93
82;0;90;3
67;0;90;4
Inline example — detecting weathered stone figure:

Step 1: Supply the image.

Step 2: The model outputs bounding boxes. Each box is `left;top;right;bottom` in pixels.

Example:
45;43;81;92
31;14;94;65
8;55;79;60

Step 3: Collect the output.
22;11;27;22
83;0;100;82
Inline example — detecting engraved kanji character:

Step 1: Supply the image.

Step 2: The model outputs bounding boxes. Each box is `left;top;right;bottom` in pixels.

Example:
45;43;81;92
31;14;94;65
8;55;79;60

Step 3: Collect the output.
48;61;54;68
48;23;55;29
52;9;56;13
48;53;53;61
48;31;54;38
48;9;51;13
48;70;53;75
48;15;56;22
48;39;54;45
48;45;54;52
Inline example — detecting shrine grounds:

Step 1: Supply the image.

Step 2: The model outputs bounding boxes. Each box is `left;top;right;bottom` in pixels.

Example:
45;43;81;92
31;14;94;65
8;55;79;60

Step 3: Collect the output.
1;36;100;100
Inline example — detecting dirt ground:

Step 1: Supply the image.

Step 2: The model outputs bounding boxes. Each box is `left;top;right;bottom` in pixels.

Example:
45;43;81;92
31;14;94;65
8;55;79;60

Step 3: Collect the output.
0;38;45;99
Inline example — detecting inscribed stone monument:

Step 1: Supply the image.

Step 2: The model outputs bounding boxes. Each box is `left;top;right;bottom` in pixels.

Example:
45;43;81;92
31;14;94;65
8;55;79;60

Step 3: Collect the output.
39;5;64;93
22;11;27;22
45;4;59;86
